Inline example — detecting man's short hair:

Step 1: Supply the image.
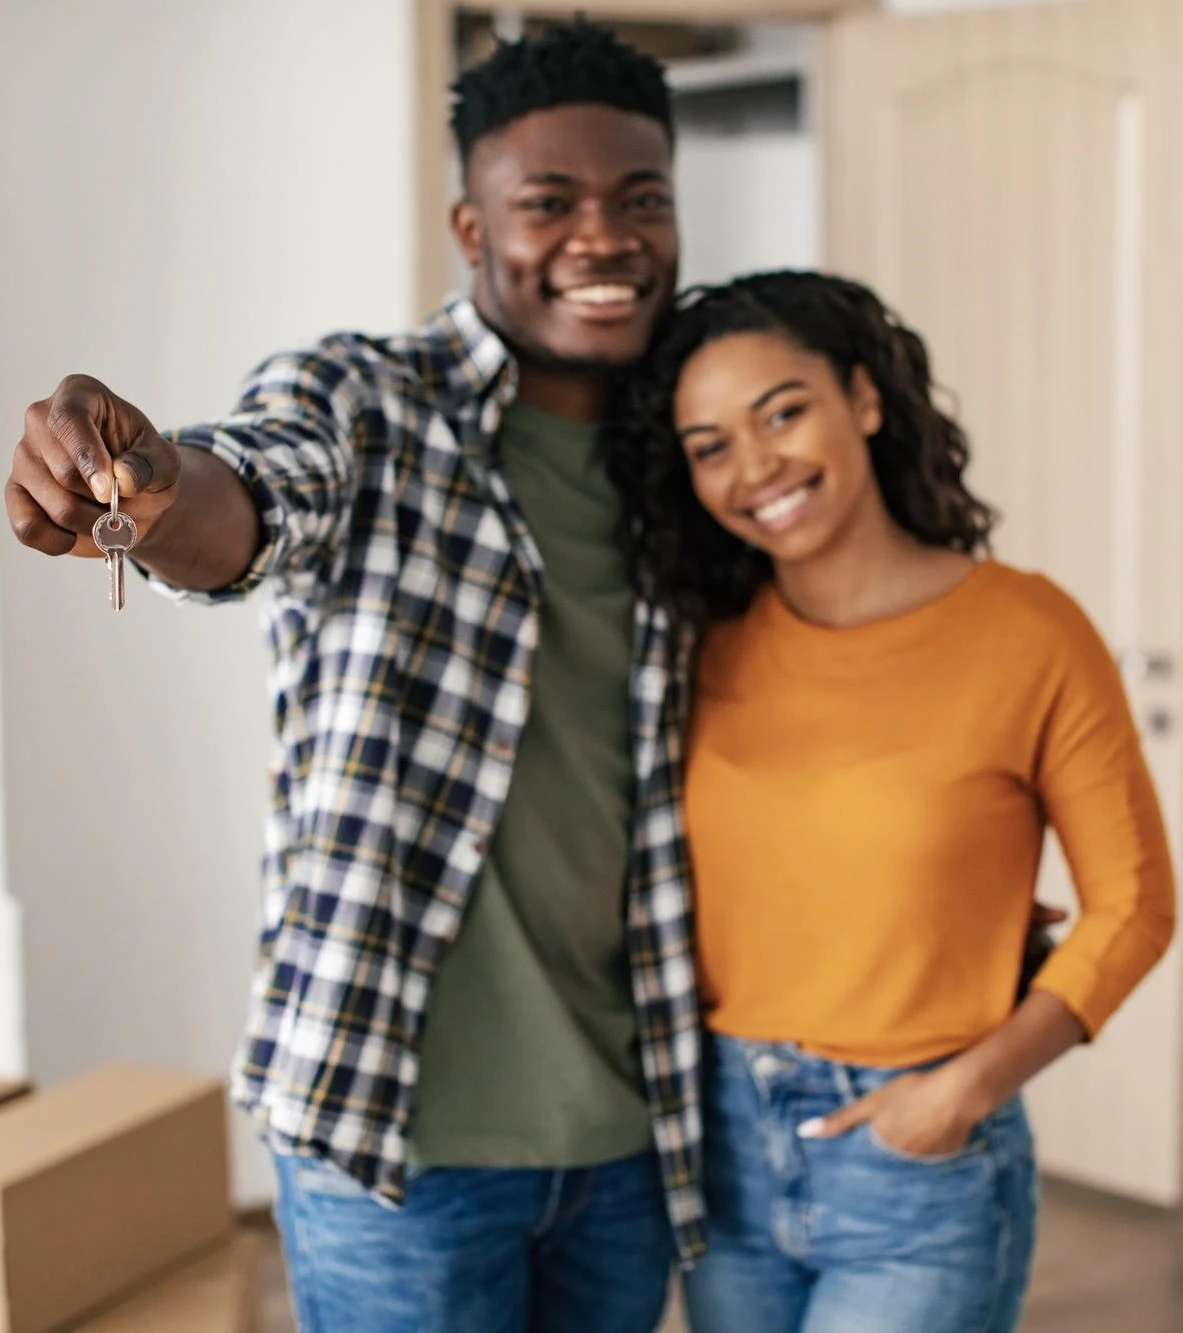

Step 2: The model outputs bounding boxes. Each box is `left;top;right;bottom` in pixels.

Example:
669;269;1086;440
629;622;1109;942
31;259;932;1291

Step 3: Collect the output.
450;20;673;165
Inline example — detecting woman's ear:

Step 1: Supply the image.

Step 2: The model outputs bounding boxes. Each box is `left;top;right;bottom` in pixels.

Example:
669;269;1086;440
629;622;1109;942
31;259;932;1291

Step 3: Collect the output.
850;365;884;437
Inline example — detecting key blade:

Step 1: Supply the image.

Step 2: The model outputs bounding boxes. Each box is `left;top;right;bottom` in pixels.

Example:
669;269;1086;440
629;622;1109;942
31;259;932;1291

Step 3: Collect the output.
93;504;135;613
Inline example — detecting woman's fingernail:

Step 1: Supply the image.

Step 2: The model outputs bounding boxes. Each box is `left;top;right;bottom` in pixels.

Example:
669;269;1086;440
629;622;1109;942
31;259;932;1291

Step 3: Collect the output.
797;1118;826;1139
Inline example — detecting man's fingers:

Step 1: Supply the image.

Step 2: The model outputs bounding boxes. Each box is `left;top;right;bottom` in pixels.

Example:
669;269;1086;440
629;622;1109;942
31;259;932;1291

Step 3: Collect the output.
5;478;85;557
113;431;181;498
9;376;171;560
23;421;96;500
9;447;104;549
40;378;115;501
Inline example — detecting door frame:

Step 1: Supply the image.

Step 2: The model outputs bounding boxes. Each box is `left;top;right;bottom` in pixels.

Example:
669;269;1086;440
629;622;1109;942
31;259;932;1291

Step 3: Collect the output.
410;0;875;316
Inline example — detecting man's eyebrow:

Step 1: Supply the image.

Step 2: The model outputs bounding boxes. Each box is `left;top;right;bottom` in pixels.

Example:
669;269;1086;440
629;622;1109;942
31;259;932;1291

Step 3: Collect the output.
522;172;579;188
619;169;670;189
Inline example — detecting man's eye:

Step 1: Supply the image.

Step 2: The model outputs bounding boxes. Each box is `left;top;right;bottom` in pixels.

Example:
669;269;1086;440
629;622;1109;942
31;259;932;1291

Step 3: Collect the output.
522;196;570;217
627;192;672;213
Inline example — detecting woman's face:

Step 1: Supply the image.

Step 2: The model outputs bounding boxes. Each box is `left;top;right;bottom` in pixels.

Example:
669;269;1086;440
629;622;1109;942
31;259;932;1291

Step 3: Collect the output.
673;330;884;564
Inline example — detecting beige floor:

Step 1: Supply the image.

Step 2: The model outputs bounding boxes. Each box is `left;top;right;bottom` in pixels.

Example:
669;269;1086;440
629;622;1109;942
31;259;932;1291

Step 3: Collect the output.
255;1178;1183;1332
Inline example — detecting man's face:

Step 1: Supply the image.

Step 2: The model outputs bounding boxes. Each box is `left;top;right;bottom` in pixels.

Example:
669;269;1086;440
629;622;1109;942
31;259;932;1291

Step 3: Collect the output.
452;103;679;371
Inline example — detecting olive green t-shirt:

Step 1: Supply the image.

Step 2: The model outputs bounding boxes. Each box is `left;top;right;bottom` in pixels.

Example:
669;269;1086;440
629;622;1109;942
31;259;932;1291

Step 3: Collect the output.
409;402;653;1167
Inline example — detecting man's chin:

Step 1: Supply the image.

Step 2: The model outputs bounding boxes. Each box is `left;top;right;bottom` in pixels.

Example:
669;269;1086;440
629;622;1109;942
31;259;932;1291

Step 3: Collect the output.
478;293;661;376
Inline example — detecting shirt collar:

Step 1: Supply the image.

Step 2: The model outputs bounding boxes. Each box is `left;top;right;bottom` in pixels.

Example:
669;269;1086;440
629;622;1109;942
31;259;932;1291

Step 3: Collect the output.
424;295;518;408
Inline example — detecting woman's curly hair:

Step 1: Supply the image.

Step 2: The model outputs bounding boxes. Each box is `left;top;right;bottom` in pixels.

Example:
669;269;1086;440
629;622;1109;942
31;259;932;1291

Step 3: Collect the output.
607;270;997;628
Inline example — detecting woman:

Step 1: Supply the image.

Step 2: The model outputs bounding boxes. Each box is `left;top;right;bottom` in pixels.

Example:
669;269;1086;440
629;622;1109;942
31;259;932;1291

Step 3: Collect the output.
614;271;1176;1332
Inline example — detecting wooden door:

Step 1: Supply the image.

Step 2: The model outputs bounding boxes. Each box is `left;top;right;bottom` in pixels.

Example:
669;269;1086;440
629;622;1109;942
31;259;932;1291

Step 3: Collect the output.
823;0;1183;1203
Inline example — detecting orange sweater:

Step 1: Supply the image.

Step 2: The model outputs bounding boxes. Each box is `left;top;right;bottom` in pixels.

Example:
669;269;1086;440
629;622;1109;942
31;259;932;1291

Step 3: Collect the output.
687;562;1175;1065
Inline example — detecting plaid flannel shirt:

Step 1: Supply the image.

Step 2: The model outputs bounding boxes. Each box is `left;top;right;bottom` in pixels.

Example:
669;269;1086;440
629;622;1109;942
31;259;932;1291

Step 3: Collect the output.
161;297;705;1260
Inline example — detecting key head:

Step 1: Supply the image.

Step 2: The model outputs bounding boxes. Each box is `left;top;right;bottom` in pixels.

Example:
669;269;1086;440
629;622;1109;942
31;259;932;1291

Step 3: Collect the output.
93;512;138;553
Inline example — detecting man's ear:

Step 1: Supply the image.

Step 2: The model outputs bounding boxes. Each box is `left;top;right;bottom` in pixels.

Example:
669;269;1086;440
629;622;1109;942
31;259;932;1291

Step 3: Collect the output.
850;365;884;437
451;198;482;271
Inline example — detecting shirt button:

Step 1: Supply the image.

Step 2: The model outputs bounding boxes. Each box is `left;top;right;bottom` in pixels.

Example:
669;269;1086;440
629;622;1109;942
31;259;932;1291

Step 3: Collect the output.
490;740;513;761
473;840;488;856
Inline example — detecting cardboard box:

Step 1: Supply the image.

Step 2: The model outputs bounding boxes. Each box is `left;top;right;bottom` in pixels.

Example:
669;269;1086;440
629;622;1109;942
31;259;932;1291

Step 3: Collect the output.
76;1232;261;1333
0;1065;232;1333
0;1085;30;1112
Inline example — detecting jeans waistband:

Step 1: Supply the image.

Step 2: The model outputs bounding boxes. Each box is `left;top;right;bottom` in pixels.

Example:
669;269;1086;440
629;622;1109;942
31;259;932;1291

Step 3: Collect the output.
705;1030;954;1102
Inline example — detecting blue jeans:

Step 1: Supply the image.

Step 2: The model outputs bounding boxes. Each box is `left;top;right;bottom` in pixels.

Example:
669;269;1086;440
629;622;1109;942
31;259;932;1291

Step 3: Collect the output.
684;1034;1039;1333
272;1149;675;1332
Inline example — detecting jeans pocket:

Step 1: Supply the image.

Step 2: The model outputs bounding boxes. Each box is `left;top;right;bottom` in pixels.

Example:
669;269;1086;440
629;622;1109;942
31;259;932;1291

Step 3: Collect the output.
293;1156;373;1199
865;1122;988;1168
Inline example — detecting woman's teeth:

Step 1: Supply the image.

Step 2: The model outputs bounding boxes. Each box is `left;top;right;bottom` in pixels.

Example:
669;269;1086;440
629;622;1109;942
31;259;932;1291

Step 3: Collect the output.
753;485;813;526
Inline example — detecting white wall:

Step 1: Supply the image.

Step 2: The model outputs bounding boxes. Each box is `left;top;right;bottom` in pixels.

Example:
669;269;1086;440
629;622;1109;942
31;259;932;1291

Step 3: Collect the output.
676;135;819;285
0;0;416;1204
672;27;820;285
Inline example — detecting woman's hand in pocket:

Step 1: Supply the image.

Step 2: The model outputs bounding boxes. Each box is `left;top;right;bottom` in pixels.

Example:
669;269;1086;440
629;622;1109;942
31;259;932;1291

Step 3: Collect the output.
797;1068;978;1159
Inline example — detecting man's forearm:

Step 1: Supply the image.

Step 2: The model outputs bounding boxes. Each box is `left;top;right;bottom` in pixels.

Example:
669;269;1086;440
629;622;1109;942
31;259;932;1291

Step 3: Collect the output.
133;445;260;592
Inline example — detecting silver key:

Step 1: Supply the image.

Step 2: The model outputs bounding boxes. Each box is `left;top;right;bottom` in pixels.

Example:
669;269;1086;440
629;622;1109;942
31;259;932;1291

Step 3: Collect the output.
92;479;138;613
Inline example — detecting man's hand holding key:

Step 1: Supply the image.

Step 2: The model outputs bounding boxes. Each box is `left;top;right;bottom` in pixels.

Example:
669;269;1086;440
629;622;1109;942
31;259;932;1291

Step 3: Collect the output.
6;374;181;565
8;374;260;597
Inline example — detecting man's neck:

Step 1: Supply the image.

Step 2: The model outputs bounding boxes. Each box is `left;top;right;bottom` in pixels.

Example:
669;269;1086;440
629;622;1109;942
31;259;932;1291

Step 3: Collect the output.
514;363;605;423
471;296;611;422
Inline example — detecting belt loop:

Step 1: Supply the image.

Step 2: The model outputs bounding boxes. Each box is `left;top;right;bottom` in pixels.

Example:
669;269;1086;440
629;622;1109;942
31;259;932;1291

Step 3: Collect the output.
832;1061;856;1104
533;1170;565;1238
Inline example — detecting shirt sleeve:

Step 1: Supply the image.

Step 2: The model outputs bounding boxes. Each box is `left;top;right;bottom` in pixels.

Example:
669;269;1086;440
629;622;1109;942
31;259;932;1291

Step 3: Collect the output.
147;340;364;604
1030;599;1176;1036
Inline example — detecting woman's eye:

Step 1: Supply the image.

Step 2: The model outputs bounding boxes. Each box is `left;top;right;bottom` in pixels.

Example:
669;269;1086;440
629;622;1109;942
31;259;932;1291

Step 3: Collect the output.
691;440;726;464
769;405;804;428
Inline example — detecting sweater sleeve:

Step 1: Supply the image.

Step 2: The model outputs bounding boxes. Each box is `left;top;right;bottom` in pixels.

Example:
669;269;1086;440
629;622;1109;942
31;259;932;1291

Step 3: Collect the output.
1030;598;1176;1036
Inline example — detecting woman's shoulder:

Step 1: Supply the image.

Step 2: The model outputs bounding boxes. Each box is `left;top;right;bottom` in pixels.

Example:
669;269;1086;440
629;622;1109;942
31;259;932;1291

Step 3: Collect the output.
974;561;1113;667
978;560;1089;619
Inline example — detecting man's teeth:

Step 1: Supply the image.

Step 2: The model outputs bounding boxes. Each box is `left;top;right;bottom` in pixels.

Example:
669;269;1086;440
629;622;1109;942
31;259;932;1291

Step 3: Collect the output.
754;487;813;525
561;284;638;305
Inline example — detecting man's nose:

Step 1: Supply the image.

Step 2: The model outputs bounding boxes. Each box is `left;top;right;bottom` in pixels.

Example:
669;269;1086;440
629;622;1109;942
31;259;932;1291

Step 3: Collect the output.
564;202;641;259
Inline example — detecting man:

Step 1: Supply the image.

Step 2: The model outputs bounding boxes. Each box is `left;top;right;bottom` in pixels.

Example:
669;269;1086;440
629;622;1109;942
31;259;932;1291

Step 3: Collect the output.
8;22;697;1333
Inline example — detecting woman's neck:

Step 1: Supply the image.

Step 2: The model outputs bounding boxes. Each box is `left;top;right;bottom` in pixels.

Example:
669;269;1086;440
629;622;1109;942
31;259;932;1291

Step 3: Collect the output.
773;501;973;630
